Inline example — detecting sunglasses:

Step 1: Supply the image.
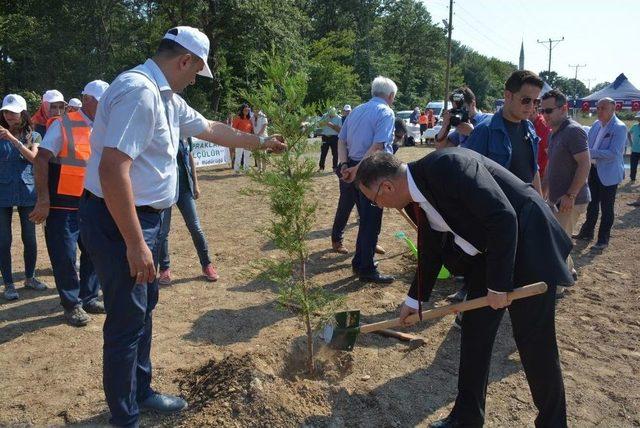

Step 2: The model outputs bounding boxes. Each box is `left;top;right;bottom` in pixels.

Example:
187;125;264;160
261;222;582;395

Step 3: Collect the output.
519;97;535;105
540;106;561;114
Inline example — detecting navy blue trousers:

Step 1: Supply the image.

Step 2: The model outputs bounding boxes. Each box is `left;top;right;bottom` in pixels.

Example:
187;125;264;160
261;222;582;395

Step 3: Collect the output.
79;195;162;427
330;160;383;275
45;208;99;311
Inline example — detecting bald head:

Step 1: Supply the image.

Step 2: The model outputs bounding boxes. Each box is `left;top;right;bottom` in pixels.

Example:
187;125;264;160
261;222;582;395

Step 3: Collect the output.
596;97;615;123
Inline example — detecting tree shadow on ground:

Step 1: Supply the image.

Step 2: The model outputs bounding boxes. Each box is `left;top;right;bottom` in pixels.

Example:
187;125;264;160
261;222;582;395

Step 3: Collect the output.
305;321;522;426
70;408;179;427
610;203;640;230
0;312;65;345
197;170;239;182
183;299;294;346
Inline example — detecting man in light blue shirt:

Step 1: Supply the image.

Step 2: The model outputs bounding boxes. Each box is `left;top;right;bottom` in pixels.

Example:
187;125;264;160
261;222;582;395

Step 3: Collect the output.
330;76;396;283
318;107;342;170
79;26;286;427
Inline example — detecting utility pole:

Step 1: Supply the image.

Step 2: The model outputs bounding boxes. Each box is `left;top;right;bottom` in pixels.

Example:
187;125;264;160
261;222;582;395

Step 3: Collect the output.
569;64;586;99
585;78;595;92
442;0;453;110
536;37;564;74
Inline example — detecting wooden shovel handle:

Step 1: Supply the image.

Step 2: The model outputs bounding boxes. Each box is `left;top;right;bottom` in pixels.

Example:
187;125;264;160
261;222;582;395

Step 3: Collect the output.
360;282;548;334
396;208;418;231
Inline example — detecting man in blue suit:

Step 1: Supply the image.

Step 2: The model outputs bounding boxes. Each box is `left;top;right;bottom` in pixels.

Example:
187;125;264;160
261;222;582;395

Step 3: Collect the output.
574;97;627;250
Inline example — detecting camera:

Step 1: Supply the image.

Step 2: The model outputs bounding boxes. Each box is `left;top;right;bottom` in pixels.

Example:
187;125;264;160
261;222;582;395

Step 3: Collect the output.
448;91;469;127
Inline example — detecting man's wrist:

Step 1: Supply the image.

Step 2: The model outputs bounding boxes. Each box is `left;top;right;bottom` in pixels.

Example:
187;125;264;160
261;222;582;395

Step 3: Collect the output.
404;296;425;309
565;193;576;199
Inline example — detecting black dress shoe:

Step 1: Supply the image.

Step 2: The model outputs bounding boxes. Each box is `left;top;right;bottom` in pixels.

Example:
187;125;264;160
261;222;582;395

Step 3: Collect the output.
572;233;593;241
140;393;188;413
429;415;458;428
351;261;379;276
359;271;395;284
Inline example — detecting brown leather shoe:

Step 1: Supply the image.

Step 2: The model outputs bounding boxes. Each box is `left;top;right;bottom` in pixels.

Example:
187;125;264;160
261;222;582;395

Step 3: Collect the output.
375;245;386;255
332;241;349;254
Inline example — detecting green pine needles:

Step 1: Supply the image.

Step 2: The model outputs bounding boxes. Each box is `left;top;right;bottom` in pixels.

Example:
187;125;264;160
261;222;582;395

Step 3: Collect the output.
243;51;342;374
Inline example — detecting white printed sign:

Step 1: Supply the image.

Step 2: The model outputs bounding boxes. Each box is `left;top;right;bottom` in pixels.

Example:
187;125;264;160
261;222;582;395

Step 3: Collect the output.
191;137;230;168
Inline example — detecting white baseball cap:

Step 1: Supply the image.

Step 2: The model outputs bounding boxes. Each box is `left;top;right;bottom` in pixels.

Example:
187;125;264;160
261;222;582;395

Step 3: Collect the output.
0;94;27;113
343;104;352;111
82;80;109;101
162;26;212;78
43;89;65;104
68;98;83;108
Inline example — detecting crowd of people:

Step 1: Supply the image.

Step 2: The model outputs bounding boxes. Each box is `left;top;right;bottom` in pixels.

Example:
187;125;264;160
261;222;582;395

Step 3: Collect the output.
0;23;635;428
325;69;630;427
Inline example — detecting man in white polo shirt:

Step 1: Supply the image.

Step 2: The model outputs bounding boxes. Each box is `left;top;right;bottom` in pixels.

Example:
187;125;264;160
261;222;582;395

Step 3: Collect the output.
79;26;285;427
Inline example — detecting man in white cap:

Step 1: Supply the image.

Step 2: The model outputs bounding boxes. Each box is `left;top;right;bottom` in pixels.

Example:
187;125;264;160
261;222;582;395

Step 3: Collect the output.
78;26;286;427
342;104;352;123
67;98;82;112
31;89;66;136
30;80;110;328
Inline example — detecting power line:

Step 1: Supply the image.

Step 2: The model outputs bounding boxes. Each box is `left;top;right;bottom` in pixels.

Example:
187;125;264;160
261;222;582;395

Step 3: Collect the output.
536;37;565;74
442;0;453;105
453;8;514;56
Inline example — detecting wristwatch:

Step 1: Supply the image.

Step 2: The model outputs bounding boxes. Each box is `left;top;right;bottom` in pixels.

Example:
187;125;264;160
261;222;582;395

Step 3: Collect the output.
258;135;269;146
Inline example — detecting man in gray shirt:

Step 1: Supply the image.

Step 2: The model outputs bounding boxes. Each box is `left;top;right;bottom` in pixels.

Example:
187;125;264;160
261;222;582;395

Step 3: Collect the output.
540;89;591;281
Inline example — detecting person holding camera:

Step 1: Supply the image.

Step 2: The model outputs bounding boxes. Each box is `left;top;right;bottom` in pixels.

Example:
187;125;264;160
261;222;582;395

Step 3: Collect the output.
435;86;491;150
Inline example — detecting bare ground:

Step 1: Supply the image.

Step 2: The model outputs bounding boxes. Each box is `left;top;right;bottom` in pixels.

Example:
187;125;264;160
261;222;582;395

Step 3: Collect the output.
0;146;638;427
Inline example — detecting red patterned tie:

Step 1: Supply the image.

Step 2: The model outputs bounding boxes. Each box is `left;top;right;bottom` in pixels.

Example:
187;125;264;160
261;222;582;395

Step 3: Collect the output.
410;202;427;320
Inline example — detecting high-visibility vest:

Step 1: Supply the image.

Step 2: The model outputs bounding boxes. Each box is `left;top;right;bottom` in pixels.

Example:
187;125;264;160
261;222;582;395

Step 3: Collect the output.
418;114;428;125
48;111;91;209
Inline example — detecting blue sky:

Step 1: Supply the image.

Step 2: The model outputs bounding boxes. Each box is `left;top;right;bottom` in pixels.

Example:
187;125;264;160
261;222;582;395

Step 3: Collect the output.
423;0;640;90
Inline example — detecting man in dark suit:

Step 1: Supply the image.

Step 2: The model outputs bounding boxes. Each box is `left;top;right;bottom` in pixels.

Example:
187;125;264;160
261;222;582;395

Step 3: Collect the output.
355;150;572;428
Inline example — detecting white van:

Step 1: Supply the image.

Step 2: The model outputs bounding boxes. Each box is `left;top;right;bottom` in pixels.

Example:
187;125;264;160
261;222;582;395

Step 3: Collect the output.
425;101;452;122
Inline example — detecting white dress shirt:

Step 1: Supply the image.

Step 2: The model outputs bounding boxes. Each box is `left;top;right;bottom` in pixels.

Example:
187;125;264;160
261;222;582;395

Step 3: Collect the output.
404;168;504;310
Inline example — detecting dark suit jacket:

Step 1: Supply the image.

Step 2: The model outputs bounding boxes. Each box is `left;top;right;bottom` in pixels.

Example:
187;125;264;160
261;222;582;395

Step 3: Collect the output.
407;148;573;302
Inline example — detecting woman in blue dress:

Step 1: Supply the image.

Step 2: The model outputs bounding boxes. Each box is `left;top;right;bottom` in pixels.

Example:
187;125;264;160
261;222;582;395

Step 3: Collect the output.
0;94;48;300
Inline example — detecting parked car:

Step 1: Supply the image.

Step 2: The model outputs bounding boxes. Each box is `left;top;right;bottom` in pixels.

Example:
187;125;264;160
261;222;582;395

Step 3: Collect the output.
395;110;421;141
425;100;452;123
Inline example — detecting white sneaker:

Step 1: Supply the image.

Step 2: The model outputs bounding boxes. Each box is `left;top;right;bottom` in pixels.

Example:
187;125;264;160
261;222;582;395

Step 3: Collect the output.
24;277;48;291
3;284;19;300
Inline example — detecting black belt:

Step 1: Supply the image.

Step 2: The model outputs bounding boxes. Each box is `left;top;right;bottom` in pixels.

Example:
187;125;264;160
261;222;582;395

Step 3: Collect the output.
83;190;163;214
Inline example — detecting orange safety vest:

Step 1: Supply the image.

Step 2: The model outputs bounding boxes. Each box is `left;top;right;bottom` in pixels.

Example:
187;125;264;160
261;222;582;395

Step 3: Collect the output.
48;111;91;209
418;114;428;125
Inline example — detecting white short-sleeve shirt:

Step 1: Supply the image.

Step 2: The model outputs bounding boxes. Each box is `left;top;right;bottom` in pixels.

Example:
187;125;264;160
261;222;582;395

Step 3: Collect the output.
84;59;209;209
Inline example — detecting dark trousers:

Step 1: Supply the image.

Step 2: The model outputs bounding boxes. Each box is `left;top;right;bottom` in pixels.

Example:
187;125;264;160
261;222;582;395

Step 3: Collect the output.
44;209;99;311
0;206;37;284
319;135;338;170
158;190;211;271
579;166;618;245
79;195;162;428
451;258;566;427
330;160;382;275
630;152;640;180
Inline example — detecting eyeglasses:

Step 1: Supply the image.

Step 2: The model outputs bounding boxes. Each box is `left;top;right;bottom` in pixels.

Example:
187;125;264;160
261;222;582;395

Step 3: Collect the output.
370;182;383;208
519;97;535;105
540;106;560;114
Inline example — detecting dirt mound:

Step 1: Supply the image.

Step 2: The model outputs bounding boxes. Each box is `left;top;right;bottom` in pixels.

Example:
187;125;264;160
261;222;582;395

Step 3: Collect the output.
177;352;342;427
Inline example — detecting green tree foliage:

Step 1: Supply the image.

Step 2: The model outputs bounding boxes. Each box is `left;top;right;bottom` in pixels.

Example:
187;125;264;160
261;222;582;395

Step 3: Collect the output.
1;0;518;116
590;81;610;93
242;50;341;374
